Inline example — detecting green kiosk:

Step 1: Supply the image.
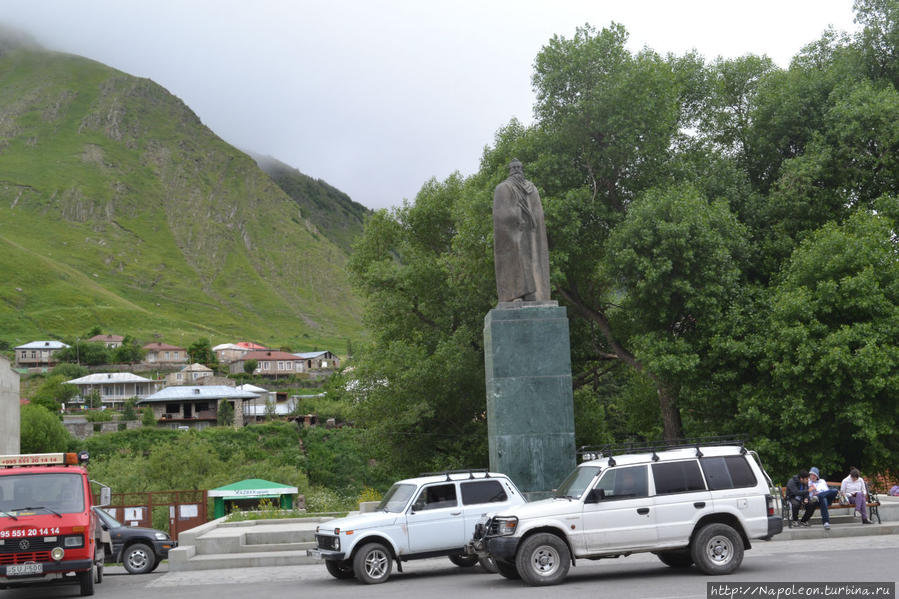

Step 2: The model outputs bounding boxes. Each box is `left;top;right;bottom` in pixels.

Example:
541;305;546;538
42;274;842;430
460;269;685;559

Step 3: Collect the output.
208;478;299;518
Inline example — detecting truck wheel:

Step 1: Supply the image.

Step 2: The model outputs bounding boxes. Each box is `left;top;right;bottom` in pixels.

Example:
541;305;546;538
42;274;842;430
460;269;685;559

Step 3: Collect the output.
448;553;479;567
690;523;744;575
515;533;570;586
495;559;520;579
123;542;155;574
656;550;693;568
479;555;498;573
352;542;392;584
79;563;95;596
325;559;355;579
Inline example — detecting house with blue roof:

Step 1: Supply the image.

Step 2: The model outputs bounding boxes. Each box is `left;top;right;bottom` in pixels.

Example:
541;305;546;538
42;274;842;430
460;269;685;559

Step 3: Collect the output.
137;385;259;430
14;340;69;368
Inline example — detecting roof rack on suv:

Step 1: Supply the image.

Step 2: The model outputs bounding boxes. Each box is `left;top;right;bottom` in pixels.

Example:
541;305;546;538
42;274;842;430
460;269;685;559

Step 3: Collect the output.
577;435;747;463
417;468;490;481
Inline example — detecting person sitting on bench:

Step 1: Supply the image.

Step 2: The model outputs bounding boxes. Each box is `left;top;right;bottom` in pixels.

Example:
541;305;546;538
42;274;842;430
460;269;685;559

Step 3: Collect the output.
808;466;839;530
840;467;873;524
786;470;815;526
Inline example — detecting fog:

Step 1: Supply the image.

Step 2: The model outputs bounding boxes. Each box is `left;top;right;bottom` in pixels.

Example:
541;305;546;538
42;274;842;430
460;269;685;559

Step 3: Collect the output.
1;0;857;209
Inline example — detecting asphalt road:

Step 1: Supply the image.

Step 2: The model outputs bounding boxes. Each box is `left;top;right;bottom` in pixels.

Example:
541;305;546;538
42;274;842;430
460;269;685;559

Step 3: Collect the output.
4;535;898;599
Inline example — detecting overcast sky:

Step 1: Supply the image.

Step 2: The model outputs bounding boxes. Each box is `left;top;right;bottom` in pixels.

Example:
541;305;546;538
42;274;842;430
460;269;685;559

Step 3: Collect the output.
3;0;859;210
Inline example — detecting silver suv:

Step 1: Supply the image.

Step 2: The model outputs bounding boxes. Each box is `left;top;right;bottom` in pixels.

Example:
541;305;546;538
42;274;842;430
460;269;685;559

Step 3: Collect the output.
468;444;782;586
308;470;526;584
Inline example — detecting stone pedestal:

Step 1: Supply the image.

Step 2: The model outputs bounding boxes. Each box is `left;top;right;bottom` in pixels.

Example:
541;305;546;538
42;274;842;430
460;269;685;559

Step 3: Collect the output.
484;304;575;496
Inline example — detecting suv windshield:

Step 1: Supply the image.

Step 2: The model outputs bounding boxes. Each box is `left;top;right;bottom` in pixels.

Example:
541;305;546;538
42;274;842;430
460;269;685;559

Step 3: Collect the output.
0;473;85;516
554;466;601;499
93;507;123;529
376;484;416;512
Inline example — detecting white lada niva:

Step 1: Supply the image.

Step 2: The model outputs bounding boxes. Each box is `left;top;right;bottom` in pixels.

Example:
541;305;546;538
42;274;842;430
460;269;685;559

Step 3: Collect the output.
308;470;525;584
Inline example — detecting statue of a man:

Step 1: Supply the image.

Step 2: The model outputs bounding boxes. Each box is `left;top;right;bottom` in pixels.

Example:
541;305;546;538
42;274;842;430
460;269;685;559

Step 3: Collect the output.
493;159;551;303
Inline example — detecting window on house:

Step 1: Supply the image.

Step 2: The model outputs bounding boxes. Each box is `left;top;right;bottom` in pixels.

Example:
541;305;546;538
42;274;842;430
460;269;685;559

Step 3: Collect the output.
176;373;183;380
196;402;209;412
165;403;180;414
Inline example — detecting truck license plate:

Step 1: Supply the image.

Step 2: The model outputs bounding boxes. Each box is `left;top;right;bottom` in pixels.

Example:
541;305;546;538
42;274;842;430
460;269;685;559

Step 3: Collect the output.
7;563;43;576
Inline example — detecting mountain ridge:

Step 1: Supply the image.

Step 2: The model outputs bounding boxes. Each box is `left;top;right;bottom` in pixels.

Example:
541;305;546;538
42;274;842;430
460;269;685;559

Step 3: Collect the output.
0;42;363;350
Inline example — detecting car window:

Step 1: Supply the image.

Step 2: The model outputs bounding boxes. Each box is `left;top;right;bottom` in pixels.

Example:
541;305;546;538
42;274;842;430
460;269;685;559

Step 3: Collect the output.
593;465;648;500
554;466;600;499
701;456;758;490
376;484;416;513
652;460;706;494
94;508;123;529
460;480;507;505
412;483;458;511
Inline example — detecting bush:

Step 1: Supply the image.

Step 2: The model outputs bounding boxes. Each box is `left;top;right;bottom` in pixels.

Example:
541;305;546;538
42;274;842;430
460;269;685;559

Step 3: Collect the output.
84;410;114;423
20;404;71;453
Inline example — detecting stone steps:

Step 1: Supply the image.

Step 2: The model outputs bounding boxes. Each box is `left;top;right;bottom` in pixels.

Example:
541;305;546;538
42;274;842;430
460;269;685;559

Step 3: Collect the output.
178;549;321;570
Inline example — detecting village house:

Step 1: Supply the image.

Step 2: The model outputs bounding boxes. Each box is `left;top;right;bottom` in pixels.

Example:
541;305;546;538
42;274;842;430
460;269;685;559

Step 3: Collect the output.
212;341;269;364
229;350;305;376
142;342;187;365
137;385;258;430
14;340;69;368
167;363;214;385
87;334;124;348
293;350;340;370
65;372;163;408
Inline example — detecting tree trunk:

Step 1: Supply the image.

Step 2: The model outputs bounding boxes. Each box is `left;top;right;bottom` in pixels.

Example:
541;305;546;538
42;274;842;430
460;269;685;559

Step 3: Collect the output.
558;285;684;440
657;384;683;441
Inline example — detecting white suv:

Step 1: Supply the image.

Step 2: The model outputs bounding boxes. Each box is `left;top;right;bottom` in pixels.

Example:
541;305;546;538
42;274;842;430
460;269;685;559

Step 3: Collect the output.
308;470;526;584
468;444;782;586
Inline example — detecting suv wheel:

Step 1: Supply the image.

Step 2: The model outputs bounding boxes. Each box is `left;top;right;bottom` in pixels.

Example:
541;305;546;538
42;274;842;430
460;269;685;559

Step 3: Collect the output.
448;554;479;567
691;523;744;575
123;543;155;575
353;542;393;584
515;533;570;586
494;559;520;579
325;559;355;579
656;550;693;568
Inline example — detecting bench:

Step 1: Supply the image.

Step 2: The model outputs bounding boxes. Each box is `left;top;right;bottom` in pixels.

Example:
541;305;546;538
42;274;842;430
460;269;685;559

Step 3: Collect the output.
780;481;881;527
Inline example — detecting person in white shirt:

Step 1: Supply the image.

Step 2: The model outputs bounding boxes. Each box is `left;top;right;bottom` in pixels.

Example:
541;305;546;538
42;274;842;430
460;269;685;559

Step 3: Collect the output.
808;467;839;529
840;467;872;524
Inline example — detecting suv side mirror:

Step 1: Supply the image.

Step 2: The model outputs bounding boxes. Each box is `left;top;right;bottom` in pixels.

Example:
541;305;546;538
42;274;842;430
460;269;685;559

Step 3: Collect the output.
585;488;605;503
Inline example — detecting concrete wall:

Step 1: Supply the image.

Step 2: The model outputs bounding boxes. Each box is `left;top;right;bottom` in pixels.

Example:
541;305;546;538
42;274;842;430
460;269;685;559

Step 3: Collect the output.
0;356;21;454
64;420;141;440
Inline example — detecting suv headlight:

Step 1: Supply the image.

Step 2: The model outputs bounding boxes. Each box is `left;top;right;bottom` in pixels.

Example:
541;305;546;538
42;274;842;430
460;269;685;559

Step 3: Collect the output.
154;532;169;540
493;517;518;536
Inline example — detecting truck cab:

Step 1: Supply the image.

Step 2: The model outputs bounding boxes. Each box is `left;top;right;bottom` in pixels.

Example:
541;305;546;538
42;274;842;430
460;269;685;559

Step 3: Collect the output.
0;452;109;596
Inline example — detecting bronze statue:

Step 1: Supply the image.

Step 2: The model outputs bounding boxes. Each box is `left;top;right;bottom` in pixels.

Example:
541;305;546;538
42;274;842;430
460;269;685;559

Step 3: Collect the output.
493;159;550;303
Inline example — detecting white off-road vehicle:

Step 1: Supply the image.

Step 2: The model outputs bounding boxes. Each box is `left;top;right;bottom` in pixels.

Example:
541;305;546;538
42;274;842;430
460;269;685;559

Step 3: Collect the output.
308;470;526;584
467;442;782;586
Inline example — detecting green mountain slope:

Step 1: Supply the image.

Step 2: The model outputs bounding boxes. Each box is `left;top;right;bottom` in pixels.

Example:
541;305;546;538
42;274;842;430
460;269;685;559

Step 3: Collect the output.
251;153;370;254
0;42;362;350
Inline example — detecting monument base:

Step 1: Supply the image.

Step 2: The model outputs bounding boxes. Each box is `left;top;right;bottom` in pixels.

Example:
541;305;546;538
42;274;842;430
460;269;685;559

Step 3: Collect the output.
484;304;575;495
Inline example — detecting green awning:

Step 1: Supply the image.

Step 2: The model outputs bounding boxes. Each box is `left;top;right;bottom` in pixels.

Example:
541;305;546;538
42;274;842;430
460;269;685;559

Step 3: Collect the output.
208;478;297;498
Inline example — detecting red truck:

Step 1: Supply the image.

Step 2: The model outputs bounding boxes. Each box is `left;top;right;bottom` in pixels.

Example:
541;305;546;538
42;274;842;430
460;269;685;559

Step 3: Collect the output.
0;452;109;596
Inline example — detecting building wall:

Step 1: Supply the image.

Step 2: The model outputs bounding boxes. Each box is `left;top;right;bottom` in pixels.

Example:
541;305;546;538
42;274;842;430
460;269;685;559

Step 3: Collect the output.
0;356;21;454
